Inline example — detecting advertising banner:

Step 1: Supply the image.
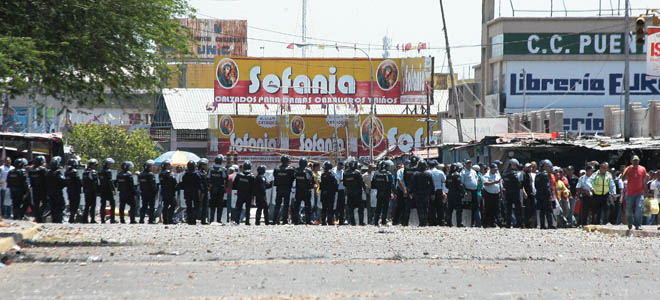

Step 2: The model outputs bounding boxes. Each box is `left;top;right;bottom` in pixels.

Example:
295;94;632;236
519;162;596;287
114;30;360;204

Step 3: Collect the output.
648;27;660;77
213;57;408;106
2;106;29;133
500;33;646;56
505;61;660;109
178;19;247;59
215;114;434;164
400;57;434;105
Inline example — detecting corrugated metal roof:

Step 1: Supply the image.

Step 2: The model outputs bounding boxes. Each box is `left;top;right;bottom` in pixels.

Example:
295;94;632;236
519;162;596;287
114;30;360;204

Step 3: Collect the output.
163;88;448;130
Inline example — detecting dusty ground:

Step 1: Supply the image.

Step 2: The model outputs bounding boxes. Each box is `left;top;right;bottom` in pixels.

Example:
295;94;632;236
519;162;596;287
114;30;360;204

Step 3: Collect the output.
1;223;659;299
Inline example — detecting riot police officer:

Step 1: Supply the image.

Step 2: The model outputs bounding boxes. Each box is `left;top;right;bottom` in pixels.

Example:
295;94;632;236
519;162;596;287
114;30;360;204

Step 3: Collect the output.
272;155;295;225
159;160;178;225
7;158;29;220
502;159;523;228
181;160;203;225
254;165;271;225
98;158;116;223
197;158;210;225
232;160;255;225
446;163;465;227
293;158;314;225
409;160;433;227
535;160;556;229
343;158;367;226
28;155;47;223
117;161;137;224
209;155;228;223
82;159;99;223
319;161;338;226
371;161;394;226
399;156;419;226
139;160;157;224
46;157;66;223
65;159;82;223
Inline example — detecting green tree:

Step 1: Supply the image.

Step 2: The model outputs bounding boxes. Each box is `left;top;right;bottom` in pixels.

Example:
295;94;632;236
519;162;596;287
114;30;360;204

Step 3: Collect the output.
0;0;194;104
68;123;161;170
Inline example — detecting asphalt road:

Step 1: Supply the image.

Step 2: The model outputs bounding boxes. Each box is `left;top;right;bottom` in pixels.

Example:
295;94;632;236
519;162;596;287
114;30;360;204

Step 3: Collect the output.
1;223;659;299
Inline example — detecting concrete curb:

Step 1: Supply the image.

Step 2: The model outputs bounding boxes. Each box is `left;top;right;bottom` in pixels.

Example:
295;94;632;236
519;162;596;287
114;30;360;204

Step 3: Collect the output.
0;222;42;254
583;225;660;238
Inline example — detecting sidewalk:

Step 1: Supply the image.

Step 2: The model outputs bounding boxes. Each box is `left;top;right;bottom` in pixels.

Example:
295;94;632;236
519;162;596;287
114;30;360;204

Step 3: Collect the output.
0;220;42;254
583;225;660;238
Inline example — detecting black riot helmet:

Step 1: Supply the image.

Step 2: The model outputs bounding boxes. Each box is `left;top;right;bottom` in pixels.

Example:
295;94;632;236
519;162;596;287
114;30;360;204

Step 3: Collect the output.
49;156;62;170
103;158;115;168
257;165;266;175
242;160;252;171
121;161;134;171
15;158;27;169
281;155;290;164
143;160;154;172
417;160;428;171
197;158;208;169
87;158;98;168
345;157;357;170
187;160;196;171
299;158;308;168
34;155;46;167
67;158;79;168
409;155;420;167
214;154;225;165
161;160;172;171
323;161;333;171
377;161;386;170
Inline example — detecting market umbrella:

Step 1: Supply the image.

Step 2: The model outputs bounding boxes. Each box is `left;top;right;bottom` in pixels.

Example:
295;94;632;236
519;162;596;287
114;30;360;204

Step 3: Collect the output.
153;150;201;167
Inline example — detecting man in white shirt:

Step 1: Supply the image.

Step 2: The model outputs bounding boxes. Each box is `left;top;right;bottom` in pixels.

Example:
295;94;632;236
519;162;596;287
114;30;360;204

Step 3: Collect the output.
482;163;502;228
429;161;447;226
460;160;481;227
576;165;595;226
1;157;14;218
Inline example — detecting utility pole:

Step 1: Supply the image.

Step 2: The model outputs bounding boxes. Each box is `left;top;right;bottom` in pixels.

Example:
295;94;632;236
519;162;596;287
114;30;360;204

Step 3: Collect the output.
623;0;631;142
301;0;308;58
439;0;464;142
522;68;527;115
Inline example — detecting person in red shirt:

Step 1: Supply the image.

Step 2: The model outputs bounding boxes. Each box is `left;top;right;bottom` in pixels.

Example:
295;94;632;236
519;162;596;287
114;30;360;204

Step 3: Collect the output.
622;155;647;230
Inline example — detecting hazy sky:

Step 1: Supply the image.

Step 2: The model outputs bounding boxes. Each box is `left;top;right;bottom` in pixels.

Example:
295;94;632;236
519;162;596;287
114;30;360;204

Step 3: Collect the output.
190;0;657;79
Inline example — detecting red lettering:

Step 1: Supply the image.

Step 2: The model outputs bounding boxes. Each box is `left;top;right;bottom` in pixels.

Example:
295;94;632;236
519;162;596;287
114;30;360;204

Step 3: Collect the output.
653;42;660;56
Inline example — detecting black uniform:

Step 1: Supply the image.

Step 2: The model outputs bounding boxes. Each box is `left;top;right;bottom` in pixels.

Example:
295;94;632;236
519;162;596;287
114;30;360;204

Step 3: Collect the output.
65;168;82;223
198;169;209;224
181;170;203;225
534;170;555;229
502;168;523;228
232;171;255;225
394;166;416;225
445;170;465;227
209;166;228;223
46;169;66;223
28;165;47;223
138;170;157;224
371;169;393;225
522;171;536;228
319;170;338;225
117;170;137;224
98;167;116;223
82;167;99;223
7;168;29;220
293;167;314;225
254;174;271;225
408;170;433;227
343;169;366;226
272;165;295;224
159;170;178;224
